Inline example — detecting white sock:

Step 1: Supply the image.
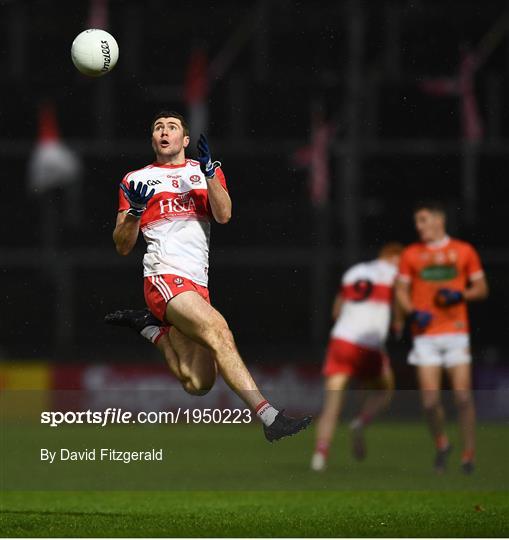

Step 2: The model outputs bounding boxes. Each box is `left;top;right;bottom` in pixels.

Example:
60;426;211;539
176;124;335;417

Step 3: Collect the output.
256;400;279;426
140;325;163;344
350;417;363;430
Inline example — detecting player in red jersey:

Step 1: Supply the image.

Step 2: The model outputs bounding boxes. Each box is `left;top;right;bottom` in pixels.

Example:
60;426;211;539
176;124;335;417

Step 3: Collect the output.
311;243;404;471
395;201;488;473
105;111;311;442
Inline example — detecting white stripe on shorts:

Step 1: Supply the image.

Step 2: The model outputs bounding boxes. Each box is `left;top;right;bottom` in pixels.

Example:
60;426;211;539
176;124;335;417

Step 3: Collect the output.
150;277;168;301
151;276;172;302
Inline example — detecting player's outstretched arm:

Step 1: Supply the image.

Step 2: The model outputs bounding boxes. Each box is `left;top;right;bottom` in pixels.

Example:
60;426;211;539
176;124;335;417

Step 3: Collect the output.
207;176;232;224
113;180;155;255
197;134;231;224
113;211;140;256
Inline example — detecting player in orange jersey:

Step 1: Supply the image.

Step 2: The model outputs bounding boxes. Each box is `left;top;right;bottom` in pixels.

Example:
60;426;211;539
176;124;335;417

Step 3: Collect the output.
395;201;488;474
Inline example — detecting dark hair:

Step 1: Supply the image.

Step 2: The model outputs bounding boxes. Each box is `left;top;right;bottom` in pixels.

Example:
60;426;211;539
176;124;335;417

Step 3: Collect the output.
151;110;189;136
413;200;446;215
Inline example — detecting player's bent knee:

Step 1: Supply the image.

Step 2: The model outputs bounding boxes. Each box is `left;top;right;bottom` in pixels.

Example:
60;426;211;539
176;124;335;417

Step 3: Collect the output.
182;364;217;395
182;378;215;396
185;385;213;396
421;393;441;411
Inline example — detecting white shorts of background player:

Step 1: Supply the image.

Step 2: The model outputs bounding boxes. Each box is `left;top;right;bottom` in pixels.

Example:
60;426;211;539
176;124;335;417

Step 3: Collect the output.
408;333;471;367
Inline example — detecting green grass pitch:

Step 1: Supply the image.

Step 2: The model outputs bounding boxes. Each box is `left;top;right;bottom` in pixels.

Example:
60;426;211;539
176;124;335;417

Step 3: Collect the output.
1;423;508;537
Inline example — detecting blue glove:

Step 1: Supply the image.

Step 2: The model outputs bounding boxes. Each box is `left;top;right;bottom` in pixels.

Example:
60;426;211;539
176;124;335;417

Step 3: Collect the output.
120;180;155;218
197;134;221;179
435;288;464;307
409;310;433;329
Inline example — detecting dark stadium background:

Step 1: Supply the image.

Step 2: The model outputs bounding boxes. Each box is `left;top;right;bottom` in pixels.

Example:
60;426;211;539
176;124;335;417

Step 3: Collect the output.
1;0;508;388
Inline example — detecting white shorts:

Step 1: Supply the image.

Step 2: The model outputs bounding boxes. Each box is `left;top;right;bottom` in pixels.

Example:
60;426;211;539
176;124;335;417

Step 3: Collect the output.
408;333;471;368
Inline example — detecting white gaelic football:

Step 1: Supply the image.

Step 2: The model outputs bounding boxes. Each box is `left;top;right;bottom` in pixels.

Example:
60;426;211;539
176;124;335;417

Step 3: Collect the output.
71;29;119;77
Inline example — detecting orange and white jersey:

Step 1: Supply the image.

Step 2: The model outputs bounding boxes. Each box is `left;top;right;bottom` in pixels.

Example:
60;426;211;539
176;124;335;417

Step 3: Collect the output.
331;259;398;351
118;159;228;286
398;236;484;337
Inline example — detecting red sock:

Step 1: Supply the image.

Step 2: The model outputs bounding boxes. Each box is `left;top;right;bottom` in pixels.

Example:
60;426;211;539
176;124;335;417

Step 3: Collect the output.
315;440;329;458
152;326;169;344
359;412;372;426
462;449;475;463
435;434;449;450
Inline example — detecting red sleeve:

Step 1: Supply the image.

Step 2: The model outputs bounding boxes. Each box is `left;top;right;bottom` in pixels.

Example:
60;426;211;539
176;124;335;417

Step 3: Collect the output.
214;167;228;192
465;244;484;281
118;174;130;213
398;249;413;283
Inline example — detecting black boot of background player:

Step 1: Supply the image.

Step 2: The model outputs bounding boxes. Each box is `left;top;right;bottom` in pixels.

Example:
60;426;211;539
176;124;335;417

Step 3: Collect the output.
434;444;452;474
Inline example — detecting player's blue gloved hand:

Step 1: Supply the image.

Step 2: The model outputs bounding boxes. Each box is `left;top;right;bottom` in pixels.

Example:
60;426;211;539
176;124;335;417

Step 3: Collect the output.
197;134;221;179
435;288;464;307
409;310;433;330
120;180;155;218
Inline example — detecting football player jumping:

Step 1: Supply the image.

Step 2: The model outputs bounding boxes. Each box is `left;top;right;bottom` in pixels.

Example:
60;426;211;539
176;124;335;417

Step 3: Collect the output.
105;111;311;442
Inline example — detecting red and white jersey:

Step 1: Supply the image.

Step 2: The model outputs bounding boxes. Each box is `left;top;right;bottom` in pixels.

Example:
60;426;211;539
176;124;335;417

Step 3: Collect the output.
331;259;397;350
118;159;228;286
